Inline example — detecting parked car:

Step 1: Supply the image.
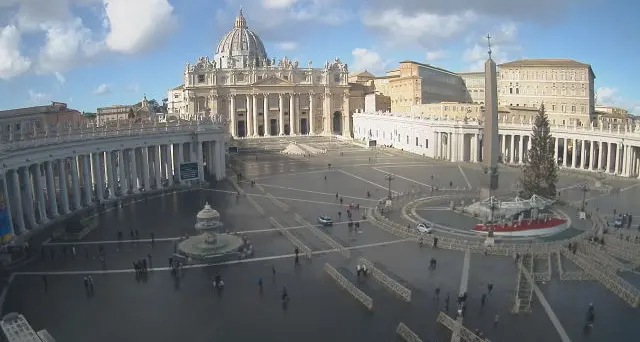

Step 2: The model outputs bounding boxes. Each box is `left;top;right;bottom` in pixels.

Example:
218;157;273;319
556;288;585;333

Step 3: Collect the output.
317;215;333;226
417;222;433;234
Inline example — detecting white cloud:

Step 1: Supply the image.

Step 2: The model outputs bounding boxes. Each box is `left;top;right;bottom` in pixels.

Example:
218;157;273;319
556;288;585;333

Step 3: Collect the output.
54;71;66;84
103;0;177;54
362;9;476;48
462;22;522;71
126;83;140;93
276;41;297;51
93;83;110;95
0;25;32;80
28;89;52;104
350;48;391;75
425;50;447;61
596;87;640;115
37;18;104;74
262;0;299;9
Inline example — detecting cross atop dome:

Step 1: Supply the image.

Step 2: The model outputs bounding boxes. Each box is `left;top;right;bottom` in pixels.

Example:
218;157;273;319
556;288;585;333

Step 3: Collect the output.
234;7;247;29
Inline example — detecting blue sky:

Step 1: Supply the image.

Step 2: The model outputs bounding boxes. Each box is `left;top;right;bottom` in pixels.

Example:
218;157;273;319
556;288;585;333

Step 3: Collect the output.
0;0;638;114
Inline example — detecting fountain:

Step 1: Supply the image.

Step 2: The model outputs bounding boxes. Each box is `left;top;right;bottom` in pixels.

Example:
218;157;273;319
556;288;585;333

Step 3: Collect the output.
177;202;248;261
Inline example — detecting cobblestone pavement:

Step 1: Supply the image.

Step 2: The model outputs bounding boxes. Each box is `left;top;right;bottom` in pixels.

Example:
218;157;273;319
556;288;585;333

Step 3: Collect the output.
3;140;639;342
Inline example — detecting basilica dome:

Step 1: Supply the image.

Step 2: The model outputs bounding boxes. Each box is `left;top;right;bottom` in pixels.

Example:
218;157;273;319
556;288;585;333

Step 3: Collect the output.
214;9;268;69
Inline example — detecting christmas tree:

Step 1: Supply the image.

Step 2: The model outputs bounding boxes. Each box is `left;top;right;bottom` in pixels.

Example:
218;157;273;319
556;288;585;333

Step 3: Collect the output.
521;105;558;198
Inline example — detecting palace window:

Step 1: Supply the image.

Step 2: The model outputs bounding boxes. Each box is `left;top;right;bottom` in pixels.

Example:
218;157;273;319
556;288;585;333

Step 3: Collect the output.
406;135;409;144
257;75;263;80
425;139;429;148
562;105;566;112
236;74;245;82
197;74;205;83
509;88;513;94
283;75;289;81
515;88;519;94
415;137;419;146
571;105;576;113
581;106;585;113
552;104;556;111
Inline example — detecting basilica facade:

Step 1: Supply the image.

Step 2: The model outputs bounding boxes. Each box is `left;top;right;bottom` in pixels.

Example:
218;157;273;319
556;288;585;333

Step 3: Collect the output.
167;10;351;137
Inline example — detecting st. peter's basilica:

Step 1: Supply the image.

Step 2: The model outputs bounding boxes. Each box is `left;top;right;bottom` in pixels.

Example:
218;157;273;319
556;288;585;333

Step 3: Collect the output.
167;9;352;138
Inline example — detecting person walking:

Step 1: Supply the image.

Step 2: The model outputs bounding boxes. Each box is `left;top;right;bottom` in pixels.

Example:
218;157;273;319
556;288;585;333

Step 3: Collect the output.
258;278;263;294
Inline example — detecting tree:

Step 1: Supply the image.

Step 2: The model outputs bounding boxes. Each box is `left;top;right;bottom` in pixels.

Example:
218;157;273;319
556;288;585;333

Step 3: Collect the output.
521;105;558;198
127;107;135;119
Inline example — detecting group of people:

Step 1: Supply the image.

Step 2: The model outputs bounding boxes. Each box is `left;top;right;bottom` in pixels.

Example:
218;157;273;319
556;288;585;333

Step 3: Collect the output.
83;276;95;294
356;264;369;277
169;257;184;277
133;257;150;275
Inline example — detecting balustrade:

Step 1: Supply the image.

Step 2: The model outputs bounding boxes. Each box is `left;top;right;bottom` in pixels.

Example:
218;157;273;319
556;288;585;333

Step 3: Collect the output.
324;263;373;310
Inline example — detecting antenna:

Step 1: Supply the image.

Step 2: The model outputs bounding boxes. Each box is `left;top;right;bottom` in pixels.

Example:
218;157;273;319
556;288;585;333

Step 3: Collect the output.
486;34;492;58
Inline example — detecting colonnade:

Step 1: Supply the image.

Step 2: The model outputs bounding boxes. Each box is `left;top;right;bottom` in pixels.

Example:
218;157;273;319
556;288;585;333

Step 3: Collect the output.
0;140;226;237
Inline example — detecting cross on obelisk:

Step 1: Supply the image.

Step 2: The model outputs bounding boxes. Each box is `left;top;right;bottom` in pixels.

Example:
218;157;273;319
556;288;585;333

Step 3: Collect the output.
486;34;492;58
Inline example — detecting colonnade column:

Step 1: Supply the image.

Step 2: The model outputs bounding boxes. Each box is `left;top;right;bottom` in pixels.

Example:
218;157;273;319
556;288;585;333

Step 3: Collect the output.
70;157;81;208
33;164;47;223
501;135;506;161
141;148;151;191
130;149;139;192
21;167;36;228
263;95;269;136
246;94;253;137
166;145;174;187
106;151;116;198
11;170;26;234
580;140;586;169
309;94;315;135
45;161;59;217
196;142;205;183
278;94;285;135
510;135;515;163
58;159;70;213
599;141;605;170
173;143;182;184
517;136;523;164
589;142;595;170
229;95;236;137
572;139;578;168
252;94;259;137
554;137;559;164
563;139;568;167
1;175;15;236
155;146;162;187
615;144;622;174
93;153;105;201
82;155;92;203
607;143;614;173
289;93;295;135
118;150;129;193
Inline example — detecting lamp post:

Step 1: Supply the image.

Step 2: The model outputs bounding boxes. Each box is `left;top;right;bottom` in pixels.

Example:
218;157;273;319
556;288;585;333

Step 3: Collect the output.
384;174;395;199
580;183;590;212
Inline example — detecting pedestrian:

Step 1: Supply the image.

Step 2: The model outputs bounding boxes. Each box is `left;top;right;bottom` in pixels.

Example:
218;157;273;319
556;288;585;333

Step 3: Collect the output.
88;276;94;292
272;264;276;277
150;232;155;246
434;287;440;300
493;314;500;328
42;275;48;291
258;278;263;293
444;293;450;311
71;246;76;259
481;293;487;306
488;282;494;294
135;230;139;240
83;277;89;292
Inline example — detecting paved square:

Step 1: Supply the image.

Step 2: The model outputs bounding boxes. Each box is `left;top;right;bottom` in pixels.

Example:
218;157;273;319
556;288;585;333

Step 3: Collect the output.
3;138;640;342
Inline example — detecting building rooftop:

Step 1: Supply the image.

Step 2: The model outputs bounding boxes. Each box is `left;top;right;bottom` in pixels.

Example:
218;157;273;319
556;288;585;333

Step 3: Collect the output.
499;59;596;78
350;70;376;78
0;102;70;117
398;60;459;77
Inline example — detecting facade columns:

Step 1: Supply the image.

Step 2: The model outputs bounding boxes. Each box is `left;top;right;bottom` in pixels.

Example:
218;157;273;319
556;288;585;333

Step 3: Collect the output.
607;143;614;173
70;157;82;209
309;94;315;135
263;94;269;136
517;136;523;164
45;161;59;217
21;167;36;228
229;95;236;137
501;135;506;161
279;94;285;135
153;146;162;188
252;94;259;136
33;164;47;224
11;170;26;234
580;140;586;169
246;94;253;137
173;143;182;183
510;135;515;163
289;93;295;135
589;141;595;170
58;159;70;214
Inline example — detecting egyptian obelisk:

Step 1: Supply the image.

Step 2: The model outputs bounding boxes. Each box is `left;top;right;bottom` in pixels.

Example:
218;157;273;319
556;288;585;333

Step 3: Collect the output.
482;34;499;191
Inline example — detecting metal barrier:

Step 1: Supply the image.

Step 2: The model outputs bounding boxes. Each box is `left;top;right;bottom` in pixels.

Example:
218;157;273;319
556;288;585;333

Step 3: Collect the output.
561;249;640;307
395;322;423;342
359;257;411;302
324;263;373;310
268;217;312;259
294;214;350;259
436;312;488;342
